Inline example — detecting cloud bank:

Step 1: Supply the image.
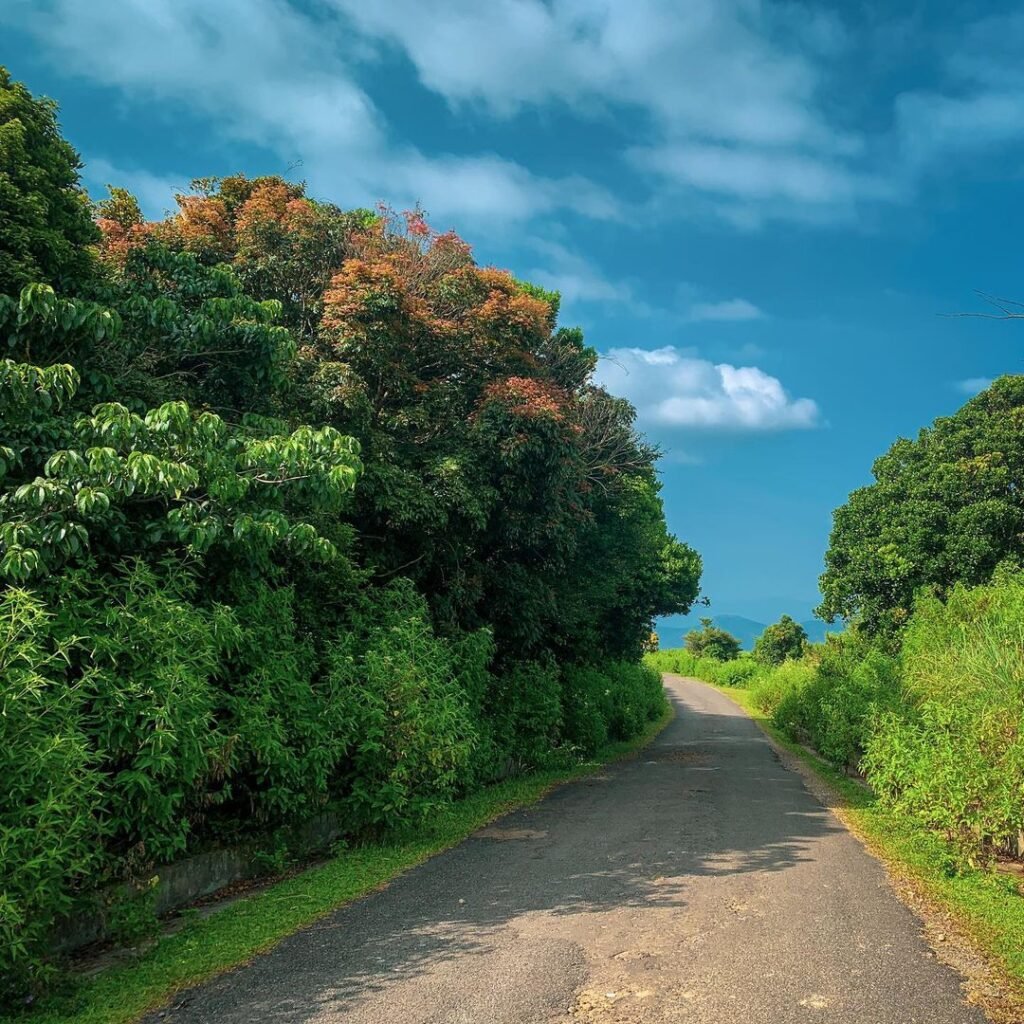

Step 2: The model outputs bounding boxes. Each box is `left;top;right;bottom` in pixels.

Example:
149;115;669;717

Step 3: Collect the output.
8;0;1024;233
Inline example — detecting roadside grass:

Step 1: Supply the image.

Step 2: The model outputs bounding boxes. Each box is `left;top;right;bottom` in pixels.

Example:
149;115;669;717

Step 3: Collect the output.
19;706;673;1024
704;679;1024;1011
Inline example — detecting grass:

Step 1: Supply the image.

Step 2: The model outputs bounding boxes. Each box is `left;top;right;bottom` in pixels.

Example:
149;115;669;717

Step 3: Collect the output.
703;679;1024;1014
16;706;673;1024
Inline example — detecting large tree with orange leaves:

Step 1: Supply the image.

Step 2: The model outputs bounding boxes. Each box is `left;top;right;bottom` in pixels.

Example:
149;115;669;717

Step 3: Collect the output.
88;176;699;663
303;208;699;661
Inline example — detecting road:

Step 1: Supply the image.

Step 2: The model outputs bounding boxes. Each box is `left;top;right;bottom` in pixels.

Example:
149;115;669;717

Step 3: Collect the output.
150;674;989;1024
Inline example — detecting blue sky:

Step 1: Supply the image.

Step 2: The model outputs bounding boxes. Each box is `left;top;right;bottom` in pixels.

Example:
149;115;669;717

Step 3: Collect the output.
5;0;1024;622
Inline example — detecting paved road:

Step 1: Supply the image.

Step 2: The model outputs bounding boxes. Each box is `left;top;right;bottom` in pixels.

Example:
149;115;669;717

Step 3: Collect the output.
150;675;989;1024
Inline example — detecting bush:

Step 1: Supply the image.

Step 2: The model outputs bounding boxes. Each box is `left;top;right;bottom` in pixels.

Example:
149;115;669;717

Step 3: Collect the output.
605;661;667;739
561;665;612;754
0;589;102;1003
764;637;898;771
645;648;761;688
714;657;761;687
864;574;1024;864
749;660;814;716
489;659;564;773
58;562;236;867
753;615;807;666
328;580;480;830
684;618;740;661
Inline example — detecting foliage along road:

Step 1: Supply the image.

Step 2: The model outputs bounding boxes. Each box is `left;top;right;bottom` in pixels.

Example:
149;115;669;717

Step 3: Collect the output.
147;676;988;1023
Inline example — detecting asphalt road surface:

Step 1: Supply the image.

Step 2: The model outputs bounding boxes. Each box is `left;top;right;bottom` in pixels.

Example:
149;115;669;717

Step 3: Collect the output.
149;675;989;1024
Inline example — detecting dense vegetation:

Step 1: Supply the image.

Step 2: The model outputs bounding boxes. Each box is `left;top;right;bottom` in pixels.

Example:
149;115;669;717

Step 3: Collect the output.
818;376;1024;637
0;70;698;1005
683;616;740;661
654;398;1024;876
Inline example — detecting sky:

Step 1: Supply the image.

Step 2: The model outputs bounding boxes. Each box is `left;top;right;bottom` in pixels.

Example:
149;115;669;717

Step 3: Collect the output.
5;0;1024;623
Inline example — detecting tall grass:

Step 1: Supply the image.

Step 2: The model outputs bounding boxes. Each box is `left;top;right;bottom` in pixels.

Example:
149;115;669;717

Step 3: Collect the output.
866;574;1024;864
652;571;1024;866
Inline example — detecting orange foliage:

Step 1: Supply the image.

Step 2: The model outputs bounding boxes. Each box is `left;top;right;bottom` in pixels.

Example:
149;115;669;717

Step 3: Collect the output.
96;216;156;265
171;195;232;255
482;376;568;421
233;180;318;249
471;268;551;338
322;209;551;356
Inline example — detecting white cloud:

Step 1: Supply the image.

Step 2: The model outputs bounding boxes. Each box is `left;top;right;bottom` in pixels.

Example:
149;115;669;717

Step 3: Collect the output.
956;377;994;395
688;298;765;323
524;239;646;312
894;13;1024;170
3;0;615;229
595;346;819;432
327;0;853;150
8;0;1024;232
329;0;873;223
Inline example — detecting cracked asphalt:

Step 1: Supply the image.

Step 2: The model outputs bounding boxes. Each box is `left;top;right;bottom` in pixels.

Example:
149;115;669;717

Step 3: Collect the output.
148;674;990;1024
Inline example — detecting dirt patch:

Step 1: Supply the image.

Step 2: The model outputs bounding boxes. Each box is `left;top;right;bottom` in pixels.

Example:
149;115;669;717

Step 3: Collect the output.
474;827;548;841
647;749;712;766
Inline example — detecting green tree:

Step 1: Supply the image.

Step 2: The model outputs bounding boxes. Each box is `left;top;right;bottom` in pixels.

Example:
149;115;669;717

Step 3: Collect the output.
819;375;1024;636
685;617;740;661
0;68;98;296
753;614;808;665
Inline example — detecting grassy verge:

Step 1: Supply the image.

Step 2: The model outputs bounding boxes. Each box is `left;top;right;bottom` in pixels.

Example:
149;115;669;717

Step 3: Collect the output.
704;679;1024;1015
19;705;673;1024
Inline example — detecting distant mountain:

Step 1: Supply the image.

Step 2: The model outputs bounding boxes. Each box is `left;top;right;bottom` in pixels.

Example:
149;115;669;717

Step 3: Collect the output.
655;613;841;650
801;618;833;644
711;615;768;649
655;613;766;650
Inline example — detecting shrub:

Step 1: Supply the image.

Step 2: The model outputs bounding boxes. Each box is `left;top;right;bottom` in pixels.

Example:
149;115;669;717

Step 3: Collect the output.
561;665;612;754
488;659;564;773
753;615;807;666
749;660;814;716
645;648;761;688
605;660;667;739
763;637;898;772
56;562;237;867
328;581;479;830
864;574;1024;864
714;657;760;687
684;617;740;661
0;589;103;1003
810;647;899;770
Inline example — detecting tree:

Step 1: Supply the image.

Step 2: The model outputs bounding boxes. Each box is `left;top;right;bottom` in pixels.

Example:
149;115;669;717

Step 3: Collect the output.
753;614;807;665
303;208;701;663
0;68;98;296
819;375;1024;637
685;617;740;661
96;175;374;342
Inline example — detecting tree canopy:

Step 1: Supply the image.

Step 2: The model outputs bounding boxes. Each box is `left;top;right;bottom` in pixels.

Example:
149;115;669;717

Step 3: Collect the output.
753;614;807;666
684;617;741;661
819;375;1024;636
0;68;98;295
0;68;701;1002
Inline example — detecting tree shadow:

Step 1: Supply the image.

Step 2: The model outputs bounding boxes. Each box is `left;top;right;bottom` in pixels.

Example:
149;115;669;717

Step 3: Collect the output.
152;677;845;1023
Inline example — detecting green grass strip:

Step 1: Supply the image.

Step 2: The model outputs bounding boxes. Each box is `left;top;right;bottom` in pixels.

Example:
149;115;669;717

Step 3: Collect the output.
705;679;1024;1005
17;706;673;1024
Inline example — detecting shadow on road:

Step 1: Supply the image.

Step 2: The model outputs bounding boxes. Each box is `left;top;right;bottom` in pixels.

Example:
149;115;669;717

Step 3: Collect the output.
154;677;845;1023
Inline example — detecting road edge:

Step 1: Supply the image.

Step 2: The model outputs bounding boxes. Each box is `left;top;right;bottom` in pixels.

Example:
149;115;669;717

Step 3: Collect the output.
683;674;1024;1024
25;700;676;1024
